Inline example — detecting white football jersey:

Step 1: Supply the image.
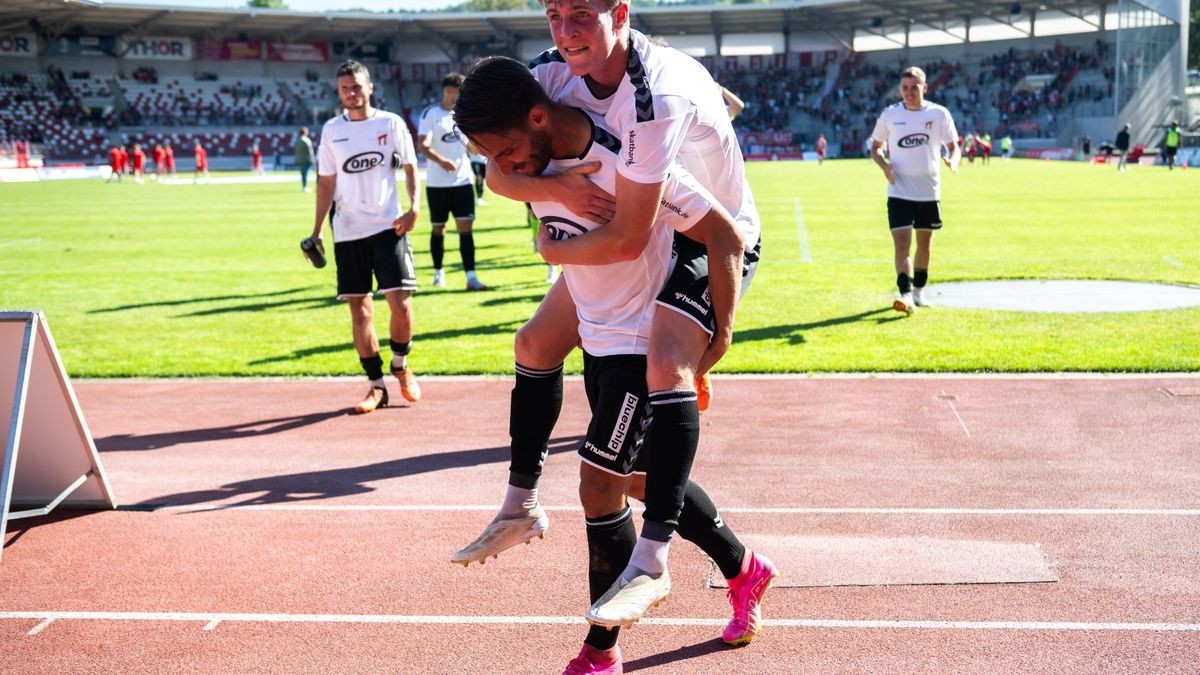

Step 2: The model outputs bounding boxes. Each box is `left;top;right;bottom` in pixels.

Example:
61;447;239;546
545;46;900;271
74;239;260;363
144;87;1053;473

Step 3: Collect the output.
317;110;417;243
530;112;713;357
871;101;957;201
530;30;761;252
418;105;473;188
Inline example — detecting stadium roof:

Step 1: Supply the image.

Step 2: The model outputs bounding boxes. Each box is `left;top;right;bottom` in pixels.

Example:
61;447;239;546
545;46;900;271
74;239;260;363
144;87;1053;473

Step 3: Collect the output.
1;1;1114;53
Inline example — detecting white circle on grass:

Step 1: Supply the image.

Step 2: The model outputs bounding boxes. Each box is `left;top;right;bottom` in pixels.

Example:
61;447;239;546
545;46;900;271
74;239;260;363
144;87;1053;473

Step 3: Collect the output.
923;280;1200;313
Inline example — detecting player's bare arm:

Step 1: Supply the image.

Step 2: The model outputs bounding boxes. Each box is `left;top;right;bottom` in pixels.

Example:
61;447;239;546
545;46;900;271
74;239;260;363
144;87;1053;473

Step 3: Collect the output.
394;163;420;235
487;160;615;222
538;173;664;265
943;139;961;174
680;202;744;377
871;139;895;185
311;173;337;240
420;133;456;173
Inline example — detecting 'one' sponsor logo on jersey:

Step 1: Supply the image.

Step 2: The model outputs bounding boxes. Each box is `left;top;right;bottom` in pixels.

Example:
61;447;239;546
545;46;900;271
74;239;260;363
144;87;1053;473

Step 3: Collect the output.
897;133;930;149
344;151;385;173
440;131;459;144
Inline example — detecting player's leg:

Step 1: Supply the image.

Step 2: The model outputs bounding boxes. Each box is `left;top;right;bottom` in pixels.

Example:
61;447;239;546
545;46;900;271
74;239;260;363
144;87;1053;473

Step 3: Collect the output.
335;236;388;413
628;474;779;644
451;278;579;566
571;353;643;665
889;198;915;314
453;184;485;290
427;185;449;287
378;230;421;402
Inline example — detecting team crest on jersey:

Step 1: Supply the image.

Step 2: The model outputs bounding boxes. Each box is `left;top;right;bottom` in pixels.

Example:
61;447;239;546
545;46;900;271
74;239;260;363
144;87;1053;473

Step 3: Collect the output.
897;133;930;149
925;120;934;130
377;133;388;145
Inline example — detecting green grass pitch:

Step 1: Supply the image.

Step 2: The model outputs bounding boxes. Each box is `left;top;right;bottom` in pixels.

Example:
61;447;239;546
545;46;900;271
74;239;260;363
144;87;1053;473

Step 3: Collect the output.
1;158;1197;377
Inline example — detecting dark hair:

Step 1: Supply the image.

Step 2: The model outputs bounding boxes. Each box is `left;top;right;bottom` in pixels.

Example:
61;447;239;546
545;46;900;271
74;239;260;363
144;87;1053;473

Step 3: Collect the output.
455;56;551;140
336;59;370;82
442;72;465;89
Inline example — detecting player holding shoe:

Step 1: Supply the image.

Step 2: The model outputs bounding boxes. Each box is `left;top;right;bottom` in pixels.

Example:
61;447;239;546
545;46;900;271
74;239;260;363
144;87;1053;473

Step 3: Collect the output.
308;59;422;413
454;58;778;672
870;66;960;315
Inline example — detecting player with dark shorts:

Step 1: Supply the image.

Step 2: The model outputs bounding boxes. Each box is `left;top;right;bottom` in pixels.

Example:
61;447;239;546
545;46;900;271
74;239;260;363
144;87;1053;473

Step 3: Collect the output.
471;152;488;205
871;66;960;314
309;59;423;414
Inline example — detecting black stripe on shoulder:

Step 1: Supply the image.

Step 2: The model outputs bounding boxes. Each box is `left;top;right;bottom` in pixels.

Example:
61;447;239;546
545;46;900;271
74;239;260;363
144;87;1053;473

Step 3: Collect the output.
625;47;654;123
528;49;565;69
592;124;622;155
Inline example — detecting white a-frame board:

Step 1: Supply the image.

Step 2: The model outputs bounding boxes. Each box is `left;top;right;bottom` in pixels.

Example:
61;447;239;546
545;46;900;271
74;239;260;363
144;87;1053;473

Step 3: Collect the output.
1;311;117;562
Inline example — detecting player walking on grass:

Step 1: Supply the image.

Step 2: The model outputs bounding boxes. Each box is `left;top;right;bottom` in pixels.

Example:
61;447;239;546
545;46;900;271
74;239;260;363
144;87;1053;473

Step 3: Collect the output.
454;57;778;673
307;59;422;414
871;66;960;315
454;0;766;629
418;72;487;291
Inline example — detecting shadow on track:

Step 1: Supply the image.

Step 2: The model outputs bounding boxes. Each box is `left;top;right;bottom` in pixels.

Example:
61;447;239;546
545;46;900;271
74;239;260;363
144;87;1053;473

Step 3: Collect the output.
135;435;584;509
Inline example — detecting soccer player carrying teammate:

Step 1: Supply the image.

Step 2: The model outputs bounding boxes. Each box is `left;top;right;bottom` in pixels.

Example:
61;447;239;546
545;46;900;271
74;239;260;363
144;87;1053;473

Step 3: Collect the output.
453;0;767;632
307;59;422;414
418;72;487;291
871;66;960;315
456;56;776;673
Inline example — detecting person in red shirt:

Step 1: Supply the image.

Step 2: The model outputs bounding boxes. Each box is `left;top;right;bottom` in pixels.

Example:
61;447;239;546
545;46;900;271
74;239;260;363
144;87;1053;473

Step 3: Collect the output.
106;144;123;183
816;134;828;165
163;142;176;177
151;143;165;178
15;139;29;169
131;143;146;183
250;142;264;176
193;141;209;183
116;144;128;176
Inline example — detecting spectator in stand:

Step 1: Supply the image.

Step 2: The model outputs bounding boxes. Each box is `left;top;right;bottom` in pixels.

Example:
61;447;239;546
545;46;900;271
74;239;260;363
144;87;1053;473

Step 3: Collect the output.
131;142;146;184
251;142;264;176
107;144;123;183
193;140;210;183
1115;123;1131;172
816;134;827;165
163;142;176;177
295;126;315;192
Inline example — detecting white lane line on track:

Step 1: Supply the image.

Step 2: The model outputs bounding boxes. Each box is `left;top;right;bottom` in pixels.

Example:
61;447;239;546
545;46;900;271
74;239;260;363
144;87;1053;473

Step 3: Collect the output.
155;505;1200;516
793;196;812;263
27;618;54;635
5;611;1198;632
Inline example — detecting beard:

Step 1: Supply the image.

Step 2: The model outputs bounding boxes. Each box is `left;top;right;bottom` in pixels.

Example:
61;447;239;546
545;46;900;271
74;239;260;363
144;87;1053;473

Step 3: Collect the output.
525;128;554;177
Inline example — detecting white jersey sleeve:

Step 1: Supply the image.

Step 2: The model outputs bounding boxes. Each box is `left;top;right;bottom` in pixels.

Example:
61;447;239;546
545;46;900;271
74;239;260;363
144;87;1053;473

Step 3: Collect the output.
393;115;416;166
417;106;434;140
940;106;958;148
317;119;337;176
617;94;694;185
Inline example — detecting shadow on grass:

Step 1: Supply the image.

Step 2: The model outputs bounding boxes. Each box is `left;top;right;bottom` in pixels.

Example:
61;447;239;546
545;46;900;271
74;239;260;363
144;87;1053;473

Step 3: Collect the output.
181;294;340;317
137;434;584;508
735;306;896;345
623;638;732;672
247;320;524;365
95;409;350;452
91;286;320;314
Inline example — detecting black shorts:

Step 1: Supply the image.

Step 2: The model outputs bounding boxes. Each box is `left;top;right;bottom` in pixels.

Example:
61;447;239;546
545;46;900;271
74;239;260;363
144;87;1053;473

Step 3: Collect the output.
471;161;486;180
655;232;761;335
888;197;942;230
426;184;475;223
1164;145;1177;159
579;352;652;477
333;228;418;298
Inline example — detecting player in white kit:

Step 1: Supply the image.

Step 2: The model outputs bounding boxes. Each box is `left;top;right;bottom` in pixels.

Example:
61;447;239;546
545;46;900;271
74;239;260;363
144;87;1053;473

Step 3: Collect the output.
870;66;961;314
453;55;773;673
418;72;487;291
309;60;423;413
467;0;771;633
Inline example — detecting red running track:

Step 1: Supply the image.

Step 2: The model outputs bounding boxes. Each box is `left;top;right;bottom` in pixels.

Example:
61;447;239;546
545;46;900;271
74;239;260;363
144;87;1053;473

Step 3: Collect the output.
3;376;1199;673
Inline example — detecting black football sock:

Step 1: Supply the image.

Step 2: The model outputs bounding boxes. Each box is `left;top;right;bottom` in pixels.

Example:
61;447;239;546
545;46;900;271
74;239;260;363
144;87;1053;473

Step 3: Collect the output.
584;507;635;650
459;232;476;272
676;480;747;580
508;362;564;488
430;232;445;270
640;391;700;543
